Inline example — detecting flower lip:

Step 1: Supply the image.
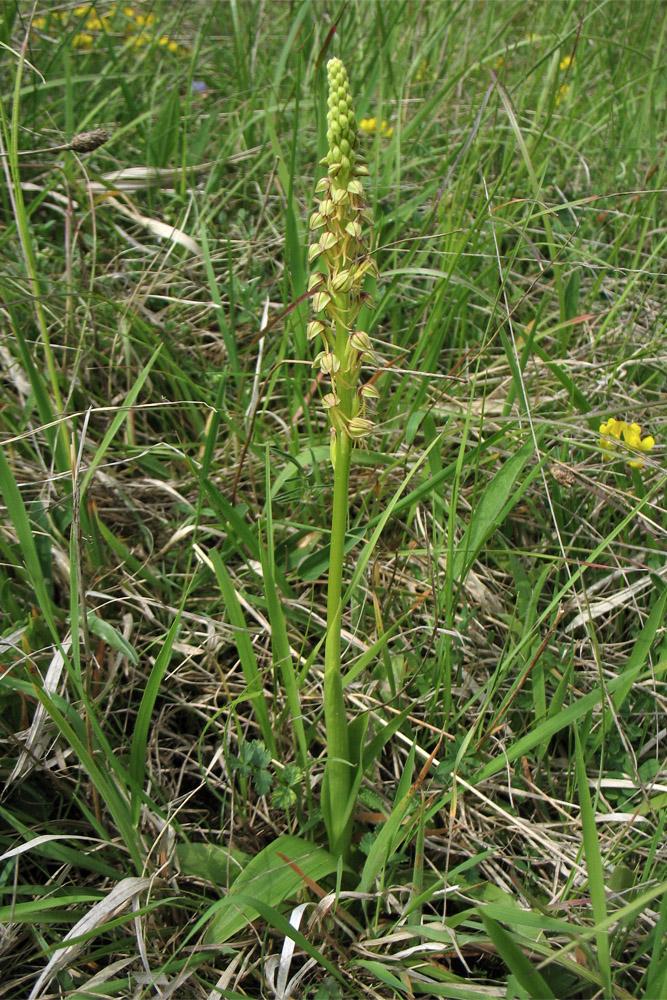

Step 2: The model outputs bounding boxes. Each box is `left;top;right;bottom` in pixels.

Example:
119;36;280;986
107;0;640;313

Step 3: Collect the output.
312;290;332;314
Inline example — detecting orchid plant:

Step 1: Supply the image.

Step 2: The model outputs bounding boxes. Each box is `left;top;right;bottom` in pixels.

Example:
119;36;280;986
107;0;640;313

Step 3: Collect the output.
307;58;380;858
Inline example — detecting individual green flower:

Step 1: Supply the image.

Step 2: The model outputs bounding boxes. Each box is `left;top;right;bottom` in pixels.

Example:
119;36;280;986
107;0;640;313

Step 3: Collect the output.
599;418;655;468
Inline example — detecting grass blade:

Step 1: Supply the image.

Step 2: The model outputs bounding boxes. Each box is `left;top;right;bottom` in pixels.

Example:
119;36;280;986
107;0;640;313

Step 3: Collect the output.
574;727;612;996
479;911;555;999
208;548;277;758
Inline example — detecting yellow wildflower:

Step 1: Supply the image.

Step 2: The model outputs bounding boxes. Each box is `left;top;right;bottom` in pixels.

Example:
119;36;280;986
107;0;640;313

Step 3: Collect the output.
134;13;155;27
158;35;183;55
72;32;94;48
555;83;571;105
560;55;573;71
131;31;152;48
359;117;394;138
599;418;655;468
416;58;436;82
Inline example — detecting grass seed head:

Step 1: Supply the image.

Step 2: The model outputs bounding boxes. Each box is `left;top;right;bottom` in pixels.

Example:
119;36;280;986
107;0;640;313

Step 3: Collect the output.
69;127;110;152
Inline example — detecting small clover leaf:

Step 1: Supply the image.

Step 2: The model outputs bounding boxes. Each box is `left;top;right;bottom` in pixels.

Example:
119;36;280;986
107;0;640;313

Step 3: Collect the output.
230;739;274;796
272;784;297;811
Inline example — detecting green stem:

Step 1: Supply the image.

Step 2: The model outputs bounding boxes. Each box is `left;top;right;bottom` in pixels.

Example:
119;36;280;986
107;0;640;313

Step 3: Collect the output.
323;426;353;859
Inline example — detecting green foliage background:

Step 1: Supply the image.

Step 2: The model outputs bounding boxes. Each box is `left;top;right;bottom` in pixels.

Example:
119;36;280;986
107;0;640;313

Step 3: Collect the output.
0;1;666;997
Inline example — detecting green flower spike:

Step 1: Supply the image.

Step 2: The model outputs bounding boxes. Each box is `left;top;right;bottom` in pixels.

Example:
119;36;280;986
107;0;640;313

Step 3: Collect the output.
309;58;379;456
309;58;381;860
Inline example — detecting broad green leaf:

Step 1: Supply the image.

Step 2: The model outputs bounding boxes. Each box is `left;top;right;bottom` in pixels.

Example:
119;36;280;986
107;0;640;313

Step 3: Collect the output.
452;436;540;580
207;891;346;987
612;585;667;712
85;611;138;665
130;610;183;825
574;729;612;996
30;687;142;871
480;912;555;999
0;444;60;642
204;835;338;945
81;346;162;496
176;841;249;887
261;449;306;766
209;548;277;757
358;746;416;893
148;84;180;168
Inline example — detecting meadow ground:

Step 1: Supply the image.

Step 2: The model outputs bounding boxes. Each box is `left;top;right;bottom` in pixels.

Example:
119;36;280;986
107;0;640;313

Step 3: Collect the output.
1;2;666;997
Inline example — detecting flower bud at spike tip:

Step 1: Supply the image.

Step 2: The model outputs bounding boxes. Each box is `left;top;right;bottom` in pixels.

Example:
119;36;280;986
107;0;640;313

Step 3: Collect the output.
323;59;358;190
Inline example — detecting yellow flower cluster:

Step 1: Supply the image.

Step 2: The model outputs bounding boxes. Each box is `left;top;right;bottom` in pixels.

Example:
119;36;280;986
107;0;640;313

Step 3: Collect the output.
599;418;656;469
32;5;187;55
555;55;574;105
415;59;436;82
556;83;571;105
359;117;394;139
476;54;505;74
